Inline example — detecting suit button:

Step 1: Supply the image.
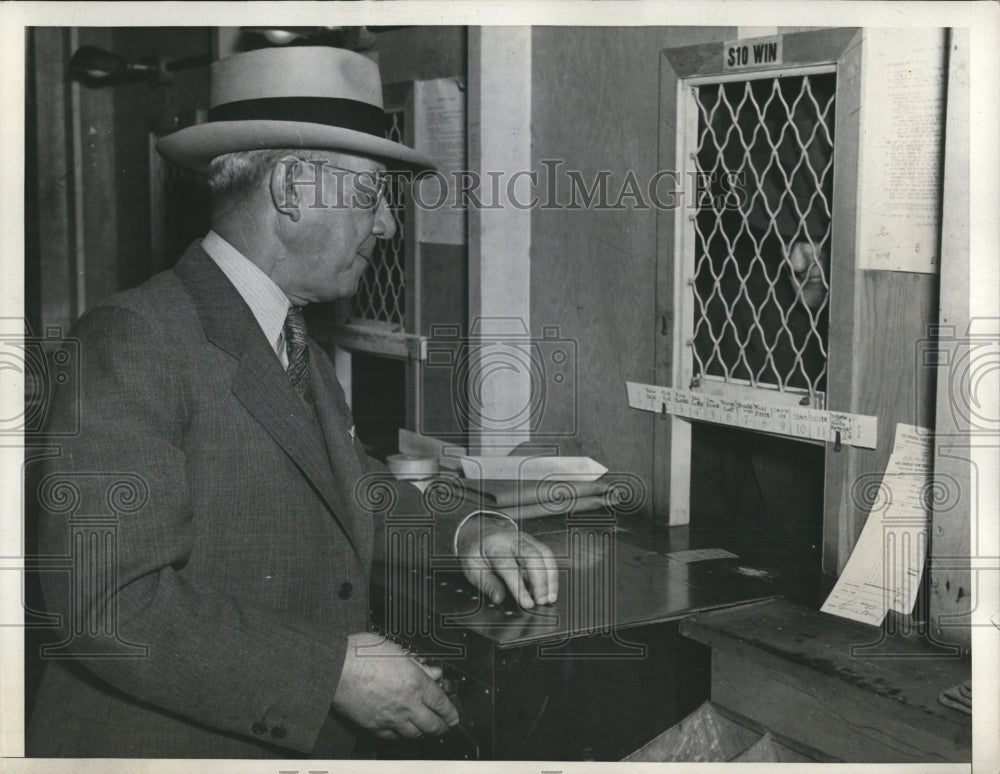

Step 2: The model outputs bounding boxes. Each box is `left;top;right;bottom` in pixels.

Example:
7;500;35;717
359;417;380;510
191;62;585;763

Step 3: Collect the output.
338;582;353;600
270;726;287;740
251;721;267;735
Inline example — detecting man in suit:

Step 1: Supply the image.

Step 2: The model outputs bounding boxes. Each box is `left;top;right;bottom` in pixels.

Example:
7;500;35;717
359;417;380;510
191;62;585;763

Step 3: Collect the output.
28;45;557;759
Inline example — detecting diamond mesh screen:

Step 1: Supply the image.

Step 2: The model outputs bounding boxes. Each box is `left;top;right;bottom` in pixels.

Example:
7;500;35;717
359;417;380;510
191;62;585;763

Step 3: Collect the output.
352;109;407;327
690;73;835;398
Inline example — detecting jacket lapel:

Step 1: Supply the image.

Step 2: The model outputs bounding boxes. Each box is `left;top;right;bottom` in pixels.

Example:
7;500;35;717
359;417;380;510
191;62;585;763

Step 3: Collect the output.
173;242;364;559
309;346;373;568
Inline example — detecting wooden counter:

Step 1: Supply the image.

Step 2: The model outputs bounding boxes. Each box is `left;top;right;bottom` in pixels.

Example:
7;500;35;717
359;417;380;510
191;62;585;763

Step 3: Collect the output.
680;598;972;762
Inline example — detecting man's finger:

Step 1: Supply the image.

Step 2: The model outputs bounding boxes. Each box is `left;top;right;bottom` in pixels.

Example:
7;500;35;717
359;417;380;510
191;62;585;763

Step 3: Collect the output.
415;660;443;681
398;720;424;740
422;681;460;727
518;546;548;606
541;538;558;604
494;561;534;609
409;703;451;736
518;538;561;606
465;564;507;605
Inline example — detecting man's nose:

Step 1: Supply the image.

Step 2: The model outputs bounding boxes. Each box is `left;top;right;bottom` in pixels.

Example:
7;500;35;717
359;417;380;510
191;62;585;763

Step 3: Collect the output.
788;242;817;275
372;197;397;241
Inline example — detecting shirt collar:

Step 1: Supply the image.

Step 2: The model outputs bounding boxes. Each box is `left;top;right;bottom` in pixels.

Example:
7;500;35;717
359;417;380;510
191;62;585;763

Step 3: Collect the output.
201;230;291;360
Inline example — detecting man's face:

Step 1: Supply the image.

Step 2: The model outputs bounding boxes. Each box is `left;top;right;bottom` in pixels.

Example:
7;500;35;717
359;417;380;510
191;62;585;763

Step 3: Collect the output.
277;152;395;305
788;241;830;312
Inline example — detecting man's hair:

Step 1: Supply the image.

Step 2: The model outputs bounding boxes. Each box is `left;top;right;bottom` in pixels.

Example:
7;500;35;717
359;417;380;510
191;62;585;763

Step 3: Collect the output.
207;148;342;214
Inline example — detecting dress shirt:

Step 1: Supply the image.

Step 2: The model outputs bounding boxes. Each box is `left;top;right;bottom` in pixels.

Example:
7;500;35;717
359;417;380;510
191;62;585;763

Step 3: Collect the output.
201;230;293;368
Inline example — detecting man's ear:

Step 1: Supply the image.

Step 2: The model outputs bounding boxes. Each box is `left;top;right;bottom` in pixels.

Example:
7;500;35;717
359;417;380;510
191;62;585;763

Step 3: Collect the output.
270;155;301;223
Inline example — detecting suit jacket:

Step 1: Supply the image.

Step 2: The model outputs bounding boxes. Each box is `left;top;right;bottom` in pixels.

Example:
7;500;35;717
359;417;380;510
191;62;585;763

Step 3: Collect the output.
27;242;430;758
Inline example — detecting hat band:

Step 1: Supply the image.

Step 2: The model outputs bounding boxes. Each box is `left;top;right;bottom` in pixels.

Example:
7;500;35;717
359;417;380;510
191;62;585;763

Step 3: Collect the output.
208;97;385;137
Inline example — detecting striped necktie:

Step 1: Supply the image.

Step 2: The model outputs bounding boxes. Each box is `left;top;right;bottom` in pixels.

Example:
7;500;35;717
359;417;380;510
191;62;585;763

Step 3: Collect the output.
284;306;310;399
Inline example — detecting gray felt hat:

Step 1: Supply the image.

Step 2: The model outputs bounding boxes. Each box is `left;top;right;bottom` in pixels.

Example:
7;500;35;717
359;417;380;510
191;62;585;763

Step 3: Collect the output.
157;46;434;174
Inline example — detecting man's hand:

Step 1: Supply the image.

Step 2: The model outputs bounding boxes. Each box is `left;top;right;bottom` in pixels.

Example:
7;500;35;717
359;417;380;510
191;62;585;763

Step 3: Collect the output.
455;515;559;609
332;632;458;740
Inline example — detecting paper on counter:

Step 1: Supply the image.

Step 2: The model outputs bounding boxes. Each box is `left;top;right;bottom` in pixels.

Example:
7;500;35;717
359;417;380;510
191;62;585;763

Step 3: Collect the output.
385;453;439;481
498;495;611;521
462;477;611;508
459;455;608;482
398;429;467;471
821;423;933;626
666;548;739;563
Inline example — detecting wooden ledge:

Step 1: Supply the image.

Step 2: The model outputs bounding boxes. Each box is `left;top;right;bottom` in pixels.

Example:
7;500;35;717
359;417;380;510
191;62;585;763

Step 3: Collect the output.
679;598;972;763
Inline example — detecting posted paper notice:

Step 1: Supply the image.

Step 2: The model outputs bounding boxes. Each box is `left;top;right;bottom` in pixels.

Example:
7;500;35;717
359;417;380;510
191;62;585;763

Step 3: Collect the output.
821;423;933;625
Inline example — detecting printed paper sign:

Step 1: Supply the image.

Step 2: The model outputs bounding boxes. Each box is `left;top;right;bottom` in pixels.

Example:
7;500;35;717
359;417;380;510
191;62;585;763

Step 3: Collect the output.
626;381;878;449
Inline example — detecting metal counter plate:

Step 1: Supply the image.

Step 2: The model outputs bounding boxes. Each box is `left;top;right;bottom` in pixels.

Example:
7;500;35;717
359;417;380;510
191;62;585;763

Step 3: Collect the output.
374;516;782;649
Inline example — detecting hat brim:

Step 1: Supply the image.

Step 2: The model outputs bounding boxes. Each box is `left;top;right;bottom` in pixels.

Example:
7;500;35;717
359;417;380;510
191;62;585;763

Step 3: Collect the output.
157;120;436;174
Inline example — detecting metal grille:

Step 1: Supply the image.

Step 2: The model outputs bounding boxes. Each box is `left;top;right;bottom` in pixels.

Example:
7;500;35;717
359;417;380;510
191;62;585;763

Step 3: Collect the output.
689;73;835;400
352;109;407;327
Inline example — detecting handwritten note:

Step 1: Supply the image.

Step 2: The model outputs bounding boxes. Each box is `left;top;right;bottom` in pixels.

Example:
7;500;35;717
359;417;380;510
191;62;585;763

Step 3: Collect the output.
859;29;946;274
821;423;933;625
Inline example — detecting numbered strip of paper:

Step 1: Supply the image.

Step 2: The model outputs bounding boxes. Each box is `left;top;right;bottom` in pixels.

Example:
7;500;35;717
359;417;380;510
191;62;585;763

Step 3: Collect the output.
626;381;877;449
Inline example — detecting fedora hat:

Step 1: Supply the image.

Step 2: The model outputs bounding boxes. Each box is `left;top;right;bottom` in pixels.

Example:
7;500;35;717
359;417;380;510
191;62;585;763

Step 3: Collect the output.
157;46;434;173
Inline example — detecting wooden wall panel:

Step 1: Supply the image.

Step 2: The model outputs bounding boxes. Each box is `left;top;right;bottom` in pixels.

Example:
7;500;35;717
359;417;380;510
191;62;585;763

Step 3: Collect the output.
74;28;118;311
529;27;733;517
822;30;942;578
467;27;532;453
28;27;212;336
111;28;211;286
418;244;468;438
28;28;76;335
376;26;466;85
823;271;937;574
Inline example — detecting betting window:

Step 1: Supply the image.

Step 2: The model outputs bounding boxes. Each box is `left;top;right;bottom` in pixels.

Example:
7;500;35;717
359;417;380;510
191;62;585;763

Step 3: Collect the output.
327;93;418;458
654;29;867;535
326;88;426;362
352;107;409;329
316;78;469;456
688;72;835;406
